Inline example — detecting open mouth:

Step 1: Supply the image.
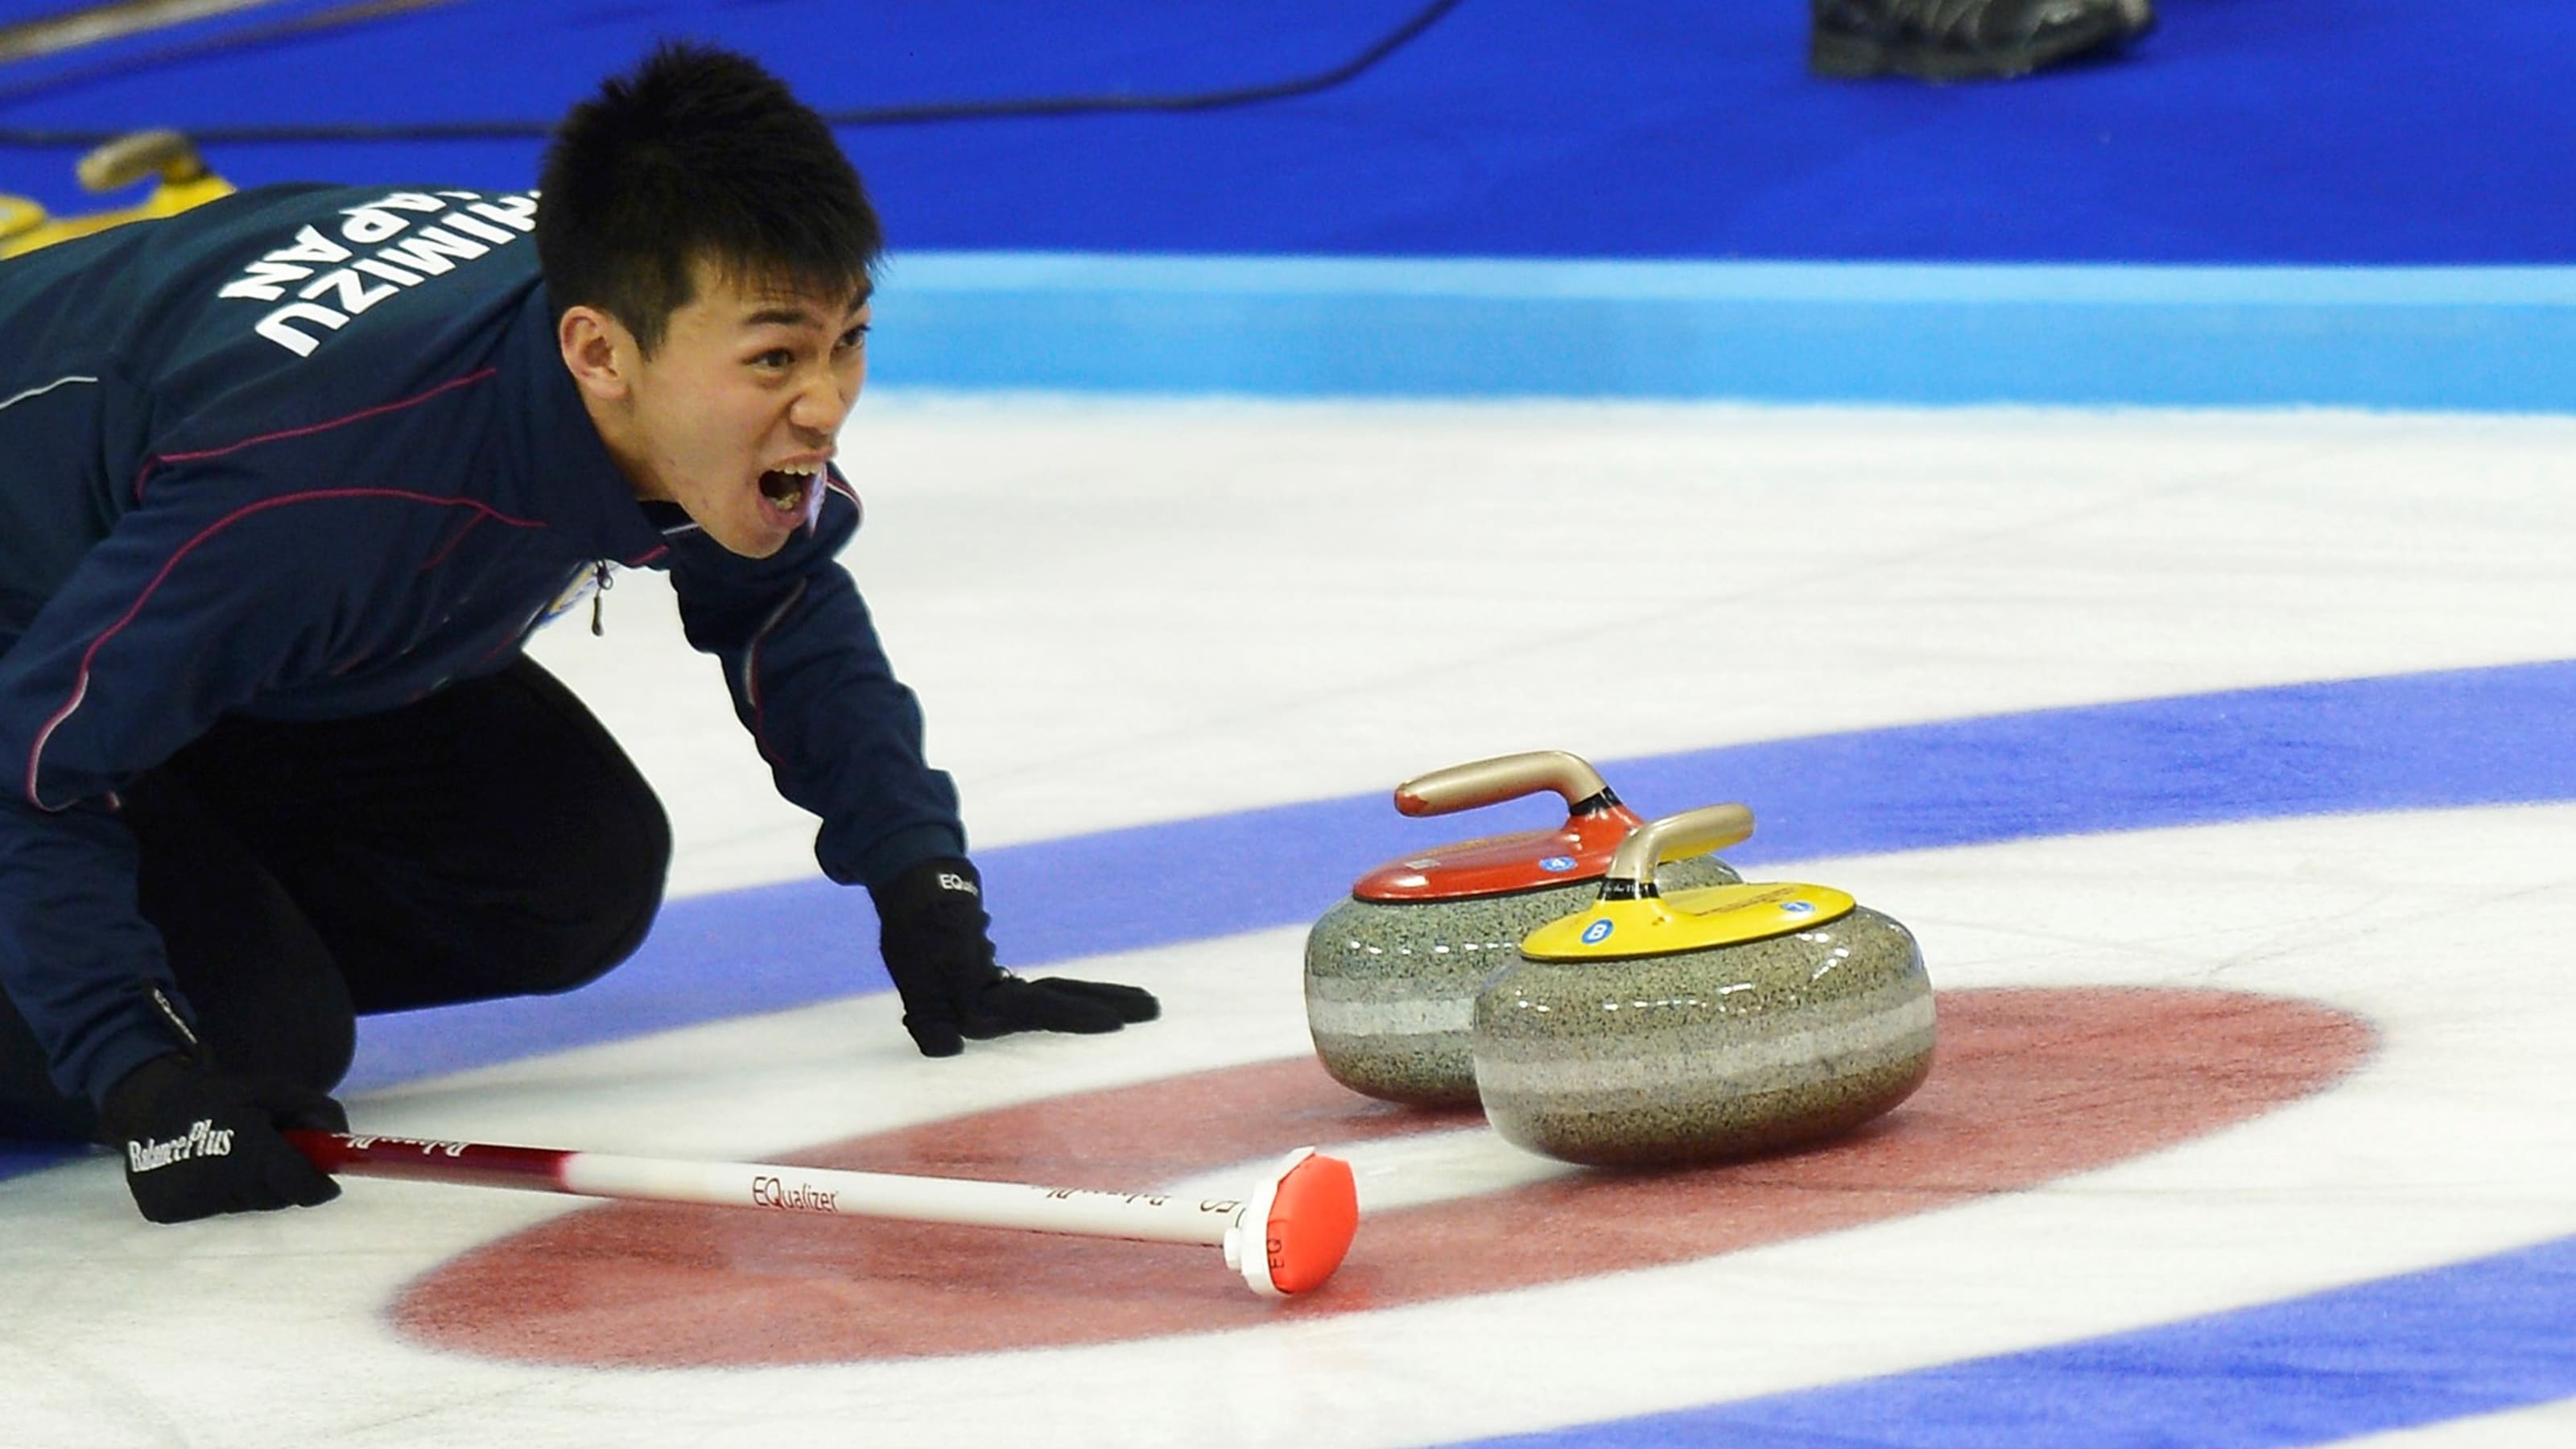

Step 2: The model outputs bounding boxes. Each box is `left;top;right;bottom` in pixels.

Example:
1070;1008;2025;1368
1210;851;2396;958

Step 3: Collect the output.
758;464;819;516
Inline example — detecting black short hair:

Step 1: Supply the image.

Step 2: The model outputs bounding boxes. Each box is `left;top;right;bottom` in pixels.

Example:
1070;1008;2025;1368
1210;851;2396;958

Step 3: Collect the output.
537;42;881;354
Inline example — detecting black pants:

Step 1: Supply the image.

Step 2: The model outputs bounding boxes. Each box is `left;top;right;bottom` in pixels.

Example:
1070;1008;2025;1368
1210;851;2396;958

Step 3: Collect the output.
0;658;671;1141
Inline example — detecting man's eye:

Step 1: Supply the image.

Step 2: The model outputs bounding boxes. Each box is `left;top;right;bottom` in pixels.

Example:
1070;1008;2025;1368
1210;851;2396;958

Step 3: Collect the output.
836;324;870;349
753;349;794;369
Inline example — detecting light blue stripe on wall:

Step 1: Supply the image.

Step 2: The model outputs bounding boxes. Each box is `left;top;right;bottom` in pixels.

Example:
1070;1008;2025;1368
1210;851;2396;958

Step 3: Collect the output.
871;254;2576;411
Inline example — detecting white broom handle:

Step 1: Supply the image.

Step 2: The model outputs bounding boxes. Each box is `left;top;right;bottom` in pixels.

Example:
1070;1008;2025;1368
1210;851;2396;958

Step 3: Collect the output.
559;1150;1241;1245
291;1130;1238;1245
288;1130;1359;1298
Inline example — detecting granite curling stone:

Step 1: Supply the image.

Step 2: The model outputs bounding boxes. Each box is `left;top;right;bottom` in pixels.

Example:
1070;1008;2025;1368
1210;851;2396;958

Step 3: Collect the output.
1472;803;1934;1167
1304;751;1743;1108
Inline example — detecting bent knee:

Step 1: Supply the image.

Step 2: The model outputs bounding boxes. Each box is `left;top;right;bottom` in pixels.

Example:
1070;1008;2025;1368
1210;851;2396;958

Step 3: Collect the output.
515;851;668;997
268;1012;357;1094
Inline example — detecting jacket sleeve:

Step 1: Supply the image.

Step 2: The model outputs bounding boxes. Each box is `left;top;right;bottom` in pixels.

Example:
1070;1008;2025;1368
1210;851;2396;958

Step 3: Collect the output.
0;461;342;1103
664;478;966;890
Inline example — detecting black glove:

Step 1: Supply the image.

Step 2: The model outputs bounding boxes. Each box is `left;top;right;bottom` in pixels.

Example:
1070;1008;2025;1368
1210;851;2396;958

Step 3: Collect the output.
97;1053;346;1224
869;857;1159;1057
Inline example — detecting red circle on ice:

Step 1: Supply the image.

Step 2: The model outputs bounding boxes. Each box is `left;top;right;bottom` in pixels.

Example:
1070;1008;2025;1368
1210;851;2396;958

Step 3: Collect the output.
390;987;2373;1365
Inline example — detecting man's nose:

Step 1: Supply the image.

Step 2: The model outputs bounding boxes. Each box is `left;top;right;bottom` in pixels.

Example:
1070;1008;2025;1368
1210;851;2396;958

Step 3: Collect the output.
787;363;851;436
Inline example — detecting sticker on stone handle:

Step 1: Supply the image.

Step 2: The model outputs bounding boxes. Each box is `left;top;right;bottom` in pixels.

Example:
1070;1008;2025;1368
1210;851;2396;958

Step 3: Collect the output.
1600;803;1757;899
1393;749;1616;818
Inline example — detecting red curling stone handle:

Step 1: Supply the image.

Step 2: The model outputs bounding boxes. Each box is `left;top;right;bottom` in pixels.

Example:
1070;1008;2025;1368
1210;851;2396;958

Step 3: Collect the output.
1395;749;1612;818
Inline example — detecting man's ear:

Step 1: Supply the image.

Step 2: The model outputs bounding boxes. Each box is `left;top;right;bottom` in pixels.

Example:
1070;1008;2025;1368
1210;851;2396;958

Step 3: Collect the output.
558;305;634;402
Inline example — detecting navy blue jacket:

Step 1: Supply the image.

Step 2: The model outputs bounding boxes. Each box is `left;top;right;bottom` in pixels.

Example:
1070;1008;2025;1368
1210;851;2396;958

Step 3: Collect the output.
0;184;964;1105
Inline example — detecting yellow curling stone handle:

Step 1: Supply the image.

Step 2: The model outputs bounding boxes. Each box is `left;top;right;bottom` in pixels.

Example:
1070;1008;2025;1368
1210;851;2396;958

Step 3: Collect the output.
78;129;213;192
1521;803;1857;961
0;130;234;260
1601;803;1757;888
1394;749;1612;817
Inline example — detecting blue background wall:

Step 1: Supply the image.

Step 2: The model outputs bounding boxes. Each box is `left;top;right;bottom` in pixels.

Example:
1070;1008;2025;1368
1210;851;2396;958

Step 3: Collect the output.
1;0;2570;264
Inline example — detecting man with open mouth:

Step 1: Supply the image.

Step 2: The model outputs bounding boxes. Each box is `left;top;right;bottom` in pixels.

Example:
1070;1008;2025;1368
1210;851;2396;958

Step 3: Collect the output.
0;42;1156;1224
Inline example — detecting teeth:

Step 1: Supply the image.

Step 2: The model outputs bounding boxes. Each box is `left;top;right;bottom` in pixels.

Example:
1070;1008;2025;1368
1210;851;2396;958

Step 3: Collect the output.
761;464;817;514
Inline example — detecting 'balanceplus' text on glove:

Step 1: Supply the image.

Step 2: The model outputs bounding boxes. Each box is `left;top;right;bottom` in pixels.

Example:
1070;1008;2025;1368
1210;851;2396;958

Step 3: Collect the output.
128;1118;237;1172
